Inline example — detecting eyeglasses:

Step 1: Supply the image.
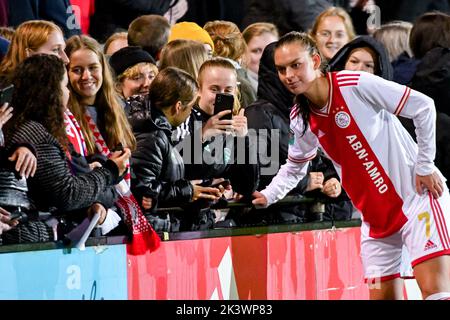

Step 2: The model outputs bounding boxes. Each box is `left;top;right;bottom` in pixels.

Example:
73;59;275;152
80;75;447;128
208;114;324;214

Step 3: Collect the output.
316;30;348;40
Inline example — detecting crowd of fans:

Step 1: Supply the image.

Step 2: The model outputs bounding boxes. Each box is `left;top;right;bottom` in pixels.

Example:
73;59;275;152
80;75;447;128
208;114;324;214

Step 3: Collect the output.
0;0;449;245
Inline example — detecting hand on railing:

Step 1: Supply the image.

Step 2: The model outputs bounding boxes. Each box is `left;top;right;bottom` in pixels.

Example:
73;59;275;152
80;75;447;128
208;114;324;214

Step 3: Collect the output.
252;191;268;208
322;178;342;198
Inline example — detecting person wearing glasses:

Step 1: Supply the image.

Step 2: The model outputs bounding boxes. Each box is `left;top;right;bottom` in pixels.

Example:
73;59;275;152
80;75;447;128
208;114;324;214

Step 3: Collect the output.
310;6;356;62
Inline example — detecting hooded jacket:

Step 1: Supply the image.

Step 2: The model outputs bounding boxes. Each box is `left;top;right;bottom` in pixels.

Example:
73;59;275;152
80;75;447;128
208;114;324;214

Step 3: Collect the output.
329;35;394;80
245;41;295;189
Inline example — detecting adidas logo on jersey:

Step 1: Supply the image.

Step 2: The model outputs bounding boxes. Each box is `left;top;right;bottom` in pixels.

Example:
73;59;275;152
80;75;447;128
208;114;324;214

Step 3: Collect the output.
424;239;437;251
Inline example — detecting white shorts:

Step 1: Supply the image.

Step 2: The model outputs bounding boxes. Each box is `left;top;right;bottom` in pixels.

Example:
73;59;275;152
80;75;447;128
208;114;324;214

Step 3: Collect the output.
361;187;450;282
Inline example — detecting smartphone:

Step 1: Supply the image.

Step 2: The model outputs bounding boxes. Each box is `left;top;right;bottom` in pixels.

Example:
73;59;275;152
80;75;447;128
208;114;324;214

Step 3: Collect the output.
10;210;27;222
214;93;234;120
0;84;14;105
113;143;125;155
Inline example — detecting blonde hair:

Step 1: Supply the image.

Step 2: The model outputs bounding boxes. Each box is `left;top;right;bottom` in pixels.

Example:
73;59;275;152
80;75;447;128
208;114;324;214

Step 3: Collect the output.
204;20;247;62
117;62;158;82
0;20;62;79
115;62;158;97
198;58;242;114
373;21;413;62
242;22;279;44
104;31;128;55
310;7;356;42
159;39;209;79
65;35;136;154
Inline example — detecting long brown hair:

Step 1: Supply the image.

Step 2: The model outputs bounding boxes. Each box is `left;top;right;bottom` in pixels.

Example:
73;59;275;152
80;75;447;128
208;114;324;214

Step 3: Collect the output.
159;39;209;79
65;35;136;154
7;54;67;147
410;12;450;59
0;20;62;79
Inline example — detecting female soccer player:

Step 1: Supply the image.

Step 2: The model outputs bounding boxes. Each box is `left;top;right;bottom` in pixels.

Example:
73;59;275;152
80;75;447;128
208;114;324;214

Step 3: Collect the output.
252;31;450;300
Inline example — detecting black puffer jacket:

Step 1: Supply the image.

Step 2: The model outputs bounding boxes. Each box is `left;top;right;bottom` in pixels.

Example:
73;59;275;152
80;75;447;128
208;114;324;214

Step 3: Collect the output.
130;106;193;211
329;35;393;80
245;42;295;189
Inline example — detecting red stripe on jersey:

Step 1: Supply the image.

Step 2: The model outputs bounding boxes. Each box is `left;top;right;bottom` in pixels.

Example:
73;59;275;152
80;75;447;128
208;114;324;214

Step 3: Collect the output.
336;73;361;79
430;193;447;249
364;273;401;284
288;153;316;164
394;87;411;115
435;199;450;247
337;78;360;82
338;82;359;87
309;72;407;238
411;249;450;268
310;108;328;117
433;197;450;248
290;104;298;116
290;105;300;119
291;110;300;120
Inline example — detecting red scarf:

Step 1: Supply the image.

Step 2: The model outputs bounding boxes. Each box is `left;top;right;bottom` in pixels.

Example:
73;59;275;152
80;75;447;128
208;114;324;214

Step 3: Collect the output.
64;109;87;159
67;110;160;254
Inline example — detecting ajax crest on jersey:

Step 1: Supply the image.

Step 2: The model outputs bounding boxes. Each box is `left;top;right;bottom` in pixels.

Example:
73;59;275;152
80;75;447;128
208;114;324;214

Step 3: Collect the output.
335;111;351;129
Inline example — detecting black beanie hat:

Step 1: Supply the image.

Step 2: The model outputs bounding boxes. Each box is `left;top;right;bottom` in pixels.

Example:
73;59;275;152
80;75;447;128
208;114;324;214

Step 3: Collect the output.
109;46;156;76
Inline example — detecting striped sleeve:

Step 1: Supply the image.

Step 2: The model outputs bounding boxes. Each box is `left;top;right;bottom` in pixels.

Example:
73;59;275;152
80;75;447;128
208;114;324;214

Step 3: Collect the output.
356;72;437;176
8;121;117;212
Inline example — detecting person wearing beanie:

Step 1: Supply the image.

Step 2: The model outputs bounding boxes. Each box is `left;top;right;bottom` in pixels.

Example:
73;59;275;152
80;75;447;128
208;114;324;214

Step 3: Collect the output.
168;21;214;58
109;46;158;101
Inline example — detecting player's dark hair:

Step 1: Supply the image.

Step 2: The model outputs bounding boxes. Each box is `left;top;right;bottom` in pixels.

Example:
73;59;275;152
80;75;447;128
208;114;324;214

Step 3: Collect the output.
275;31;326;136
